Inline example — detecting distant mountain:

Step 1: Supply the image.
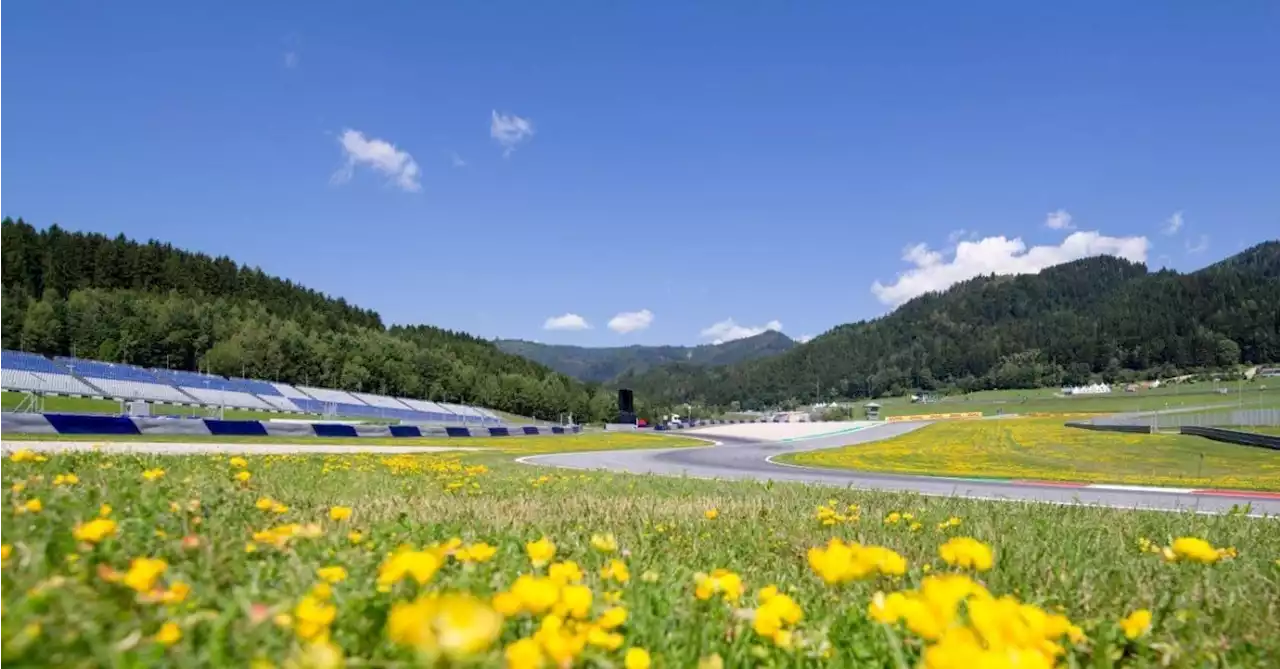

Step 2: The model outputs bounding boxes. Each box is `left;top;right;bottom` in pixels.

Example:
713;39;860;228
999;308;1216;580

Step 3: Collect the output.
619;242;1280;408
495;330;797;383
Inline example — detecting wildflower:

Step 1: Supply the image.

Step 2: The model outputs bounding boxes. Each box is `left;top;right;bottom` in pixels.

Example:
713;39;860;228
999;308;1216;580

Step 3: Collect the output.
625;647;652;669
294;594;337;641
704;508;720;520
99;504;112;517
505;637;545;669
549;560;584;585
155;622;182;646
641;570;659;583
12;482;26;493
533;614;588;666
1167;537;1221;564
909;522;923;532
601;559;631;584
753;586;803;646
10;449;48;463
255;497;275;511
598;606;628;630
694;569;744;602
885;512;902;525
347;531;364;545
142;468;166;481
387;593;503;658
271;502;289;514
698;654;725;669
807;538;907;584
329;506;352;521
17;499;43;514
1120;609;1152;639
456;542;497;563
590;533;618;553
287;638;345;669
938;537;994;572
1;544;11;564
123;557;168;593
73;518;118;544
235;471;252;483
555;584;593;619
53;473;79;486
937;516;962;531
506;574;561;615
526;536;556;567
317;566;348;584
377;548;442;590
229;456;248;468
587;626;624;650
157;582;191;605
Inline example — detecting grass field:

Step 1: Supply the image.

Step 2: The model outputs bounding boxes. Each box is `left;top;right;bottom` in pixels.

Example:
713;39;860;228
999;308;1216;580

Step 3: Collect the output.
864;384;1280;419
3;444;1278;668
782;418;1280;491
0;392;327;422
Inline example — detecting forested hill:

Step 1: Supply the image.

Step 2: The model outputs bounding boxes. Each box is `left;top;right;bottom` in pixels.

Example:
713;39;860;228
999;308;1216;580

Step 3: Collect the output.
495;330;796;383
620;242;1280;408
0;218;622;421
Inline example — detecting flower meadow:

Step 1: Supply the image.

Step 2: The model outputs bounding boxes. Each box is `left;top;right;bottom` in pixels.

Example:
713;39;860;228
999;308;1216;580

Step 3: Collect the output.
785;418;1280;491
3;445;1279;667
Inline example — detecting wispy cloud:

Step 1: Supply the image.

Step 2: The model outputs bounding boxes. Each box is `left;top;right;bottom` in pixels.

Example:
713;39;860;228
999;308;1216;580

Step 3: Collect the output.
1044;209;1075;230
449;151;468;168
796;334;814;344
1162;211;1184;235
331;129;421;192
608;309;654;334
1185;234;1209;254
490;111;535;156
700;318;783;345
284;51;299;69
543;313;591;331
871;229;1150;307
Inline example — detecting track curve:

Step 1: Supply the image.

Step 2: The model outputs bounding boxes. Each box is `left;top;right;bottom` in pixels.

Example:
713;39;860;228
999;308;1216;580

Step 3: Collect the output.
522;422;1280;516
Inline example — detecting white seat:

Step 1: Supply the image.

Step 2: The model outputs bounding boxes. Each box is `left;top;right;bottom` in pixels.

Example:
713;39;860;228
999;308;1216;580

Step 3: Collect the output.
352;391;414;410
178;386;272;409
2;369;102;396
298;385;366;405
272;382;311;399
82;378;194;403
258;395;302;412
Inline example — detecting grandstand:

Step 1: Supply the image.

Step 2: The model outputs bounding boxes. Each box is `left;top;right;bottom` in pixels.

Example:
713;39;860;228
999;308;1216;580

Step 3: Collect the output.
0;349;504;425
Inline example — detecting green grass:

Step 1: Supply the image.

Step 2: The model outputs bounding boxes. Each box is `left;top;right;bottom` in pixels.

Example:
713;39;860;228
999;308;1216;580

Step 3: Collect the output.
2;448;1277;667
782;418;1280;491
1;392;327;422
867;384;1280;418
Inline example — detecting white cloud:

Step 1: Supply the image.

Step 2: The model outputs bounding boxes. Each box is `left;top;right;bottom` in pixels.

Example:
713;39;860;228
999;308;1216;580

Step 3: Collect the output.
331;129;421;192
700;318;783;345
1044;209;1075;230
871;230;1150;307
543;313;591;331
947;229;973;244
1185;234;1209;254
490;110;535;156
449;151;467;168
1162;211;1184;235
796;334;814;344
608;309;654;334
284;51;299;68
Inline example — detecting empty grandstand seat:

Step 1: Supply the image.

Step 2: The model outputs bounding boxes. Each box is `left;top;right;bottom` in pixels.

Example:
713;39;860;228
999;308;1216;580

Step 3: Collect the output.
352;391;415;410
176;386;272;410
272;382;312;399
298;385;368;406
54;357;164;384
2;351;105;396
231;377;284;396
258;395;303;412
76;378;194;404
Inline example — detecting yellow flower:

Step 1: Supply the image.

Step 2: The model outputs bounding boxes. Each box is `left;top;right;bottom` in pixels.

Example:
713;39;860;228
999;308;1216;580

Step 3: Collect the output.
555;584;593;619
294;592;337;641
597;606;628;630
73;518;118;544
229;456;249;468
1120;609;1152;639
753;587;803;646
142;468;166;481
10;449;48;463
807;538;907;584
317;566;348;583
157;582;191;605
99;504;112;517
329;506;353;521
1168;537;1221;564
155;622;182;646
590;533;618;553
347;531;364;545
235;471;252;483
587;627;624;650
504;637;545;669
255;497;275;511
271;502;289;514
641;570;659;583
53;473;80;486
693;569;744;602
533;614;588;666
548;560;584;585
600;559;631;584
885;512;902;525
457;542;497;563
526;536;556;567
387;593;503;658
287;638;345;669
938;537;994;572
377;548;442;590
704;508;720;520
18;499;44;514
698;654;725;669
508;574;561;615
624;648;651;669
123;557;168;593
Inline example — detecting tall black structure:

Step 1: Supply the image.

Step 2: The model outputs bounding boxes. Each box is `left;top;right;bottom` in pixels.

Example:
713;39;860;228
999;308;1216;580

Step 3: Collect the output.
617;388;636;425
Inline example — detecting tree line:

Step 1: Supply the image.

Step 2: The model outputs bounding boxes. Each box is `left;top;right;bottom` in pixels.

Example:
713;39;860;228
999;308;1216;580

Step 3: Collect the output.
1;218;663;423
620;244;1280;409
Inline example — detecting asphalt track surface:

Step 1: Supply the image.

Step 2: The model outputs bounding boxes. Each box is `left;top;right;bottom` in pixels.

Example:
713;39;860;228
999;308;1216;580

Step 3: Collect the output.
523;422;1280;516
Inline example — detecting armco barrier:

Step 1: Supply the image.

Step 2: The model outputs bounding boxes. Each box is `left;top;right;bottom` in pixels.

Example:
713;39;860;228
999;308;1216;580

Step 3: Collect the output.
1064;420;1154;434
0;412;582;438
1180;425;1280;451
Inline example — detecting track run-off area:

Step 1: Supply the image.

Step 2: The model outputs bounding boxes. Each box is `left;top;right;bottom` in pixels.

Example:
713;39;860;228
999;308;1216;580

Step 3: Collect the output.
521;421;1280;516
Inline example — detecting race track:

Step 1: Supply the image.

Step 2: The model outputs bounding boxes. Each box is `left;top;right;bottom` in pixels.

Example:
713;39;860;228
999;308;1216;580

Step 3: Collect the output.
522;422;1280;515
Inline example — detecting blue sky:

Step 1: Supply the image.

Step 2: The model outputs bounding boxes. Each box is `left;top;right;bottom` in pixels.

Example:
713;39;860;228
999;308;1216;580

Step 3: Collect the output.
5;3;1278;346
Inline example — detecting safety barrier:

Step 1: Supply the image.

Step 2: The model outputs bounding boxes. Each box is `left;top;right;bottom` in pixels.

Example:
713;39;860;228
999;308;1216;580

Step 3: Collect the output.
0;412;581;438
1180;425;1280;451
1063;420;1154;434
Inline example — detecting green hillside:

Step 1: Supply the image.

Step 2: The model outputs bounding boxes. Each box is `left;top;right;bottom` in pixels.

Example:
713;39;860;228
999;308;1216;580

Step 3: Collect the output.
495;330;796;383
622;242;1280;408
